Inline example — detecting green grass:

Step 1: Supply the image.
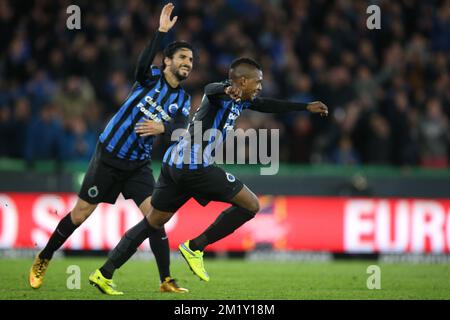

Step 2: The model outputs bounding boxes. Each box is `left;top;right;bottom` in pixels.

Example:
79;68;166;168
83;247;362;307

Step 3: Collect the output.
1;258;449;300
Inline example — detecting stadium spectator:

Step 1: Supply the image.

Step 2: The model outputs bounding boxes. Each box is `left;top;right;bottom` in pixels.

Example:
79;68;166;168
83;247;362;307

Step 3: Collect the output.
329;135;360;165
418;98;449;168
9;97;32;158
54;75;96;122
24;103;65;164
63;116;97;162
0;105;12;156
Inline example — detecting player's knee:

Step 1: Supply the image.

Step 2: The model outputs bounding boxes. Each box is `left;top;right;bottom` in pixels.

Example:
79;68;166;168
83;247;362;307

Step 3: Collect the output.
72;199;96;225
146;210;172;229
251;200;260;214
71;211;87;225
146;214;161;228
247;198;260;215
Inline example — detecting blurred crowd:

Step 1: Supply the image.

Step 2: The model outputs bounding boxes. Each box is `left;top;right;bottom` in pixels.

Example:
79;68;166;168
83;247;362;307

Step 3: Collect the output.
0;0;449;167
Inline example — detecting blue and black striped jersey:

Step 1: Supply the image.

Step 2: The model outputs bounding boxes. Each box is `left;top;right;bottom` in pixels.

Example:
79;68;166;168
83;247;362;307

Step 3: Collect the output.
98;32;191;168
163;81;308;169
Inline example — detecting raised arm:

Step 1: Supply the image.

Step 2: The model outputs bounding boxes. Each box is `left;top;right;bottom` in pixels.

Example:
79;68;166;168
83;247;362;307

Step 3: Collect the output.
249;97;328;116
134;3;178;84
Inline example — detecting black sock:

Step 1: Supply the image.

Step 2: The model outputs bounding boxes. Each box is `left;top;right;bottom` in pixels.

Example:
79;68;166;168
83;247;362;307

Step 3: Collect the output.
39;213;78;260
149;227;170;282
190;206;256;251
100;218;158;279
99;261;115;280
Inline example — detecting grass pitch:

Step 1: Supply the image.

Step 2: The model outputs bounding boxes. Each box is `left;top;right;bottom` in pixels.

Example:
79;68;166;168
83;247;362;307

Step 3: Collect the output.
1;257;449;300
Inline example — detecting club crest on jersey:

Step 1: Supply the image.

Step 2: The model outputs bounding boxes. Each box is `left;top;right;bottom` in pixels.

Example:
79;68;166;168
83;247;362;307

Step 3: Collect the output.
169;103;179;115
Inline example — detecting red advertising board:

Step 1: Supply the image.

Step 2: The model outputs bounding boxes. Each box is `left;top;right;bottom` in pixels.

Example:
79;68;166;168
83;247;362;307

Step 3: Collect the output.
1;193;449;253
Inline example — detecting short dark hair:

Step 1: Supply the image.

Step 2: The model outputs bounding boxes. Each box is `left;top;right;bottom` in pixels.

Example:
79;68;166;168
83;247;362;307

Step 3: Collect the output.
230;57;262;71
162;41;194;67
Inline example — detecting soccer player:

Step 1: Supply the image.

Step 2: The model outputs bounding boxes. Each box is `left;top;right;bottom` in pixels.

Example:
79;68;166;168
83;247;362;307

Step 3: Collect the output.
29;3;193;294
89;57;328;293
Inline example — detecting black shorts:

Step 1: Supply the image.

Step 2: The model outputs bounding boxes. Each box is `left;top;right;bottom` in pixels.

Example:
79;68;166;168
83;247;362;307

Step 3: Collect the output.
151;163;244;212
78;144;155;206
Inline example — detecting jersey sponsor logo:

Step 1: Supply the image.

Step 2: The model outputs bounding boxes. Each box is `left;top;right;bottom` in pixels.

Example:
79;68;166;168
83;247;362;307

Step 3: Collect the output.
88;186;99;198
223;123;235;131
230;105;241;116
223;104;242;130
228;112;239;121
136;96;172;122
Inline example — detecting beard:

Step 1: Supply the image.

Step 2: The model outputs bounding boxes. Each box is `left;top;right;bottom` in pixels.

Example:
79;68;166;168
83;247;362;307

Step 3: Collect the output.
170;65;189;81
175;70;188;81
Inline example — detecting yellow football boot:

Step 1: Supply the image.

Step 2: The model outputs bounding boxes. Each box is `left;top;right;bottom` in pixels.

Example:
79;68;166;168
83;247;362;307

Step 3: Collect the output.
29;253;50;289
160;277;189;293
179;240;210;282
88;269;123;295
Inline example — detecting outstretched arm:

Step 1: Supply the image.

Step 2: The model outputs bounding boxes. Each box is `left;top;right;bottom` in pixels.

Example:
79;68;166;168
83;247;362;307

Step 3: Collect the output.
204;81;247;104
134;3;178;84
204;81;231;99
249;97;328;116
